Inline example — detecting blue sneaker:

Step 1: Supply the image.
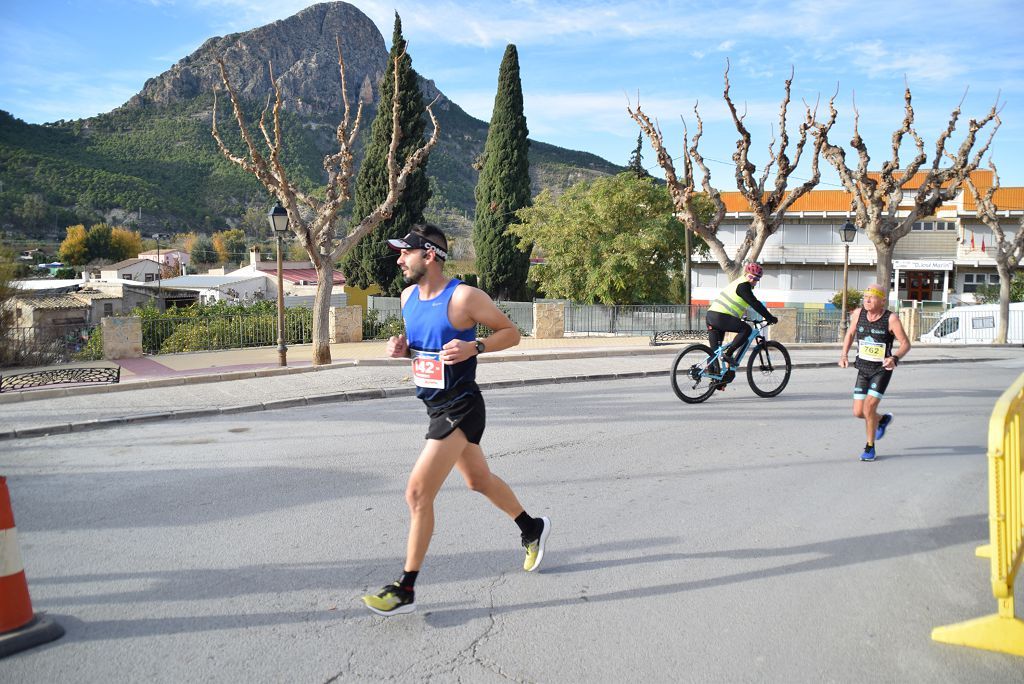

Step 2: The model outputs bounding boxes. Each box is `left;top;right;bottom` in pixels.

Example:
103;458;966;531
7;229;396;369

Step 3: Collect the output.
875;413;894;441
860;444;876;462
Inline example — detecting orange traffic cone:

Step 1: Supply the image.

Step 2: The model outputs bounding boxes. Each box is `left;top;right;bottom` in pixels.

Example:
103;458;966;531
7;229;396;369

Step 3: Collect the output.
0;476;63;658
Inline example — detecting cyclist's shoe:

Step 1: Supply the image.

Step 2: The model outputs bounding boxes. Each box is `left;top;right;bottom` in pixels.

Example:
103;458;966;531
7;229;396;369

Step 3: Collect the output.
875;413;894;441
860;443;877;462
522;516;551;572
708;360;721;375
362;582;415;616
722;353;737;368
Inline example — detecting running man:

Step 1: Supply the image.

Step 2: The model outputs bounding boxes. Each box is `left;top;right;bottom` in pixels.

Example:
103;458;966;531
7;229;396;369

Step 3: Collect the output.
706;262;778;382
838;283;911;461
361;223;551;616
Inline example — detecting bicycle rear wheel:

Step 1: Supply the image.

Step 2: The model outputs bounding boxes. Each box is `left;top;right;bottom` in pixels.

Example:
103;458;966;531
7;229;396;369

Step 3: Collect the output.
670;344;717;403
746;340;792;398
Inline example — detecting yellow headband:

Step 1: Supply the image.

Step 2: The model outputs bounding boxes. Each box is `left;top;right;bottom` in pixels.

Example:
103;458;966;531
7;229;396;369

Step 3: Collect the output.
864;287;885;299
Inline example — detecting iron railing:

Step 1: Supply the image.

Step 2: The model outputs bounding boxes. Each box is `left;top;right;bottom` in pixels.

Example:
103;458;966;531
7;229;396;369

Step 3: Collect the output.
2;324;102;367
564;304;707;336
142;313;313;354
795;310;844;343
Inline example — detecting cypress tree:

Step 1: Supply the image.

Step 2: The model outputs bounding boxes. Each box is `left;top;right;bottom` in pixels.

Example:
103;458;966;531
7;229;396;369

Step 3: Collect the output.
473;44;532;300
341;13;430;295
627;133;650;178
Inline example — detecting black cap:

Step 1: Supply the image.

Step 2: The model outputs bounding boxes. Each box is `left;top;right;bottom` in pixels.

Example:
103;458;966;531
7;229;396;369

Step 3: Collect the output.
387;226;448;260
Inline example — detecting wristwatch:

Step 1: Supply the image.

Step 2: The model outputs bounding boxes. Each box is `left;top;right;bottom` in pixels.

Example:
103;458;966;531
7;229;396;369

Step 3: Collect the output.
475;340;485;355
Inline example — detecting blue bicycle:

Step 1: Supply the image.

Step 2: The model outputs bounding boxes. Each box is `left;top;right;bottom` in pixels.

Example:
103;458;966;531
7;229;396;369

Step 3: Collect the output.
670;317;792;403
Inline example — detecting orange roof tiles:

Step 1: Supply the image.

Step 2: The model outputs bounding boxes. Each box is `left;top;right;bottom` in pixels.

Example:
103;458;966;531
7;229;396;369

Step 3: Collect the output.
963;187;1024;212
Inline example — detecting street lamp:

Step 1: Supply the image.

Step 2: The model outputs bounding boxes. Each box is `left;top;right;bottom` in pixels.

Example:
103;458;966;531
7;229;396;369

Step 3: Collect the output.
837;220;857;338
268;203;290;366
152;233;169;306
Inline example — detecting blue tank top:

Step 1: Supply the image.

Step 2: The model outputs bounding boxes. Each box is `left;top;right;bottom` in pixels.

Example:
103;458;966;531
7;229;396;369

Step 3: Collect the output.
403;278;478;402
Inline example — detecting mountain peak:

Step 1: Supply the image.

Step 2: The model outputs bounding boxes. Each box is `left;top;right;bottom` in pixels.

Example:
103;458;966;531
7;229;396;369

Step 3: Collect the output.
124;2;387;117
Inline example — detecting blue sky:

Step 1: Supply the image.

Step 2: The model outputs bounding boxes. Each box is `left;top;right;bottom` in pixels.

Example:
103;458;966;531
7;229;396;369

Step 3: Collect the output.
3;0;1023;188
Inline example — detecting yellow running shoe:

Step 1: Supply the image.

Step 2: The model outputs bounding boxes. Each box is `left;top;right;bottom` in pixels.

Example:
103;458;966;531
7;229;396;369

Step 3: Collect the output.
522;517;551;572
362;582;415;616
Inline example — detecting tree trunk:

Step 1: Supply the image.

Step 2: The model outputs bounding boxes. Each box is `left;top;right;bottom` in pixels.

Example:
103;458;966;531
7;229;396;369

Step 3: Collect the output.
996;261;1012;344
874;242;895;303
312;261;334;365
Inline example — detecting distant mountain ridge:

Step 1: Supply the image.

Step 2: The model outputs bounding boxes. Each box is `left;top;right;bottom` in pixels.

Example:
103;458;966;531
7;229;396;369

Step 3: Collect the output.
0;1;621;245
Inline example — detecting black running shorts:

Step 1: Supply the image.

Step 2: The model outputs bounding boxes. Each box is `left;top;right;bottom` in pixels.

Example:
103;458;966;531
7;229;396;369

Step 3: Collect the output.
424;391;486;444
853;365;892;401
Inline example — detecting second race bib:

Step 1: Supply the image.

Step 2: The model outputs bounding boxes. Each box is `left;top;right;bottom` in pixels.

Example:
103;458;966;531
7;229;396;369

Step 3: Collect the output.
858;340;885;362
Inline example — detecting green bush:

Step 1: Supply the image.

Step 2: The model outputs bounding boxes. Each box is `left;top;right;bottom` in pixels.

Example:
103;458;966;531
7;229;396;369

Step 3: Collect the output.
362;308;405;340
830;288;862;310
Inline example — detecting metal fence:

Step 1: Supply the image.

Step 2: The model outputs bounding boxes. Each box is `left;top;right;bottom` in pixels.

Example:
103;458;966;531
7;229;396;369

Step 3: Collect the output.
795;310;844;343
141;313;313;354
564;304;707;336
364;297;536;339
1;324;101;368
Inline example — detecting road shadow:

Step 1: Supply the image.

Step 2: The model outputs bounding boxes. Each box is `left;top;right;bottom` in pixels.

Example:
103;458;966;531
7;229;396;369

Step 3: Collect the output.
423;514;985;628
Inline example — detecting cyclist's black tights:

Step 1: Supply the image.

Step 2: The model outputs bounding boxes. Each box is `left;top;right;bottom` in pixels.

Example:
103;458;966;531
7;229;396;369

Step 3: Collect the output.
707;311;751;360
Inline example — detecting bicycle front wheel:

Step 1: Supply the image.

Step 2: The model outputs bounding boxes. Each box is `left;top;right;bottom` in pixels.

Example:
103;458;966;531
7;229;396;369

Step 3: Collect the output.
670;343;717;404
746;340;792;398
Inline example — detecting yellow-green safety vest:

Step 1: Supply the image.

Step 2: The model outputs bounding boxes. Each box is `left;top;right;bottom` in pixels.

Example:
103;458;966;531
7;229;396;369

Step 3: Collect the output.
709;276;750;317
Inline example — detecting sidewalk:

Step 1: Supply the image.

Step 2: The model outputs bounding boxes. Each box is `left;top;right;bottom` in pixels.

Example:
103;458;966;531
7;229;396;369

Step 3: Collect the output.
0;340;1019;440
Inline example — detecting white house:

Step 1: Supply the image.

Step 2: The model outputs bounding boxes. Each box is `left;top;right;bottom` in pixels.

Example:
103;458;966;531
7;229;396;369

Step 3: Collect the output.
99;258;162;283
138;248;189;274
158;274;272;305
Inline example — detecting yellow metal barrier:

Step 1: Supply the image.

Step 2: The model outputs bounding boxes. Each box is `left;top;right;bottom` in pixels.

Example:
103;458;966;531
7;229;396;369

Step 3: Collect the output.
932;372;1024;656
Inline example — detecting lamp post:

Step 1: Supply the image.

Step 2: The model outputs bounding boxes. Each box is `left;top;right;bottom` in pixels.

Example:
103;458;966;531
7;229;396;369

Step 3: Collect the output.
268;203;290;366
152;233;168;307
837;221;857;339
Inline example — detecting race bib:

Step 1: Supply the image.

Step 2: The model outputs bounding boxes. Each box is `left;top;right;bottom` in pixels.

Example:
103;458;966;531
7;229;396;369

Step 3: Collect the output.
858;340;886;362
411;350;444;389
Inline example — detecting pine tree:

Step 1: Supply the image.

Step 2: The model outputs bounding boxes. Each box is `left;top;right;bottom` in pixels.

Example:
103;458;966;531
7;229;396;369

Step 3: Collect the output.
473;44;532;300
340;13;430;295
627;133;650;178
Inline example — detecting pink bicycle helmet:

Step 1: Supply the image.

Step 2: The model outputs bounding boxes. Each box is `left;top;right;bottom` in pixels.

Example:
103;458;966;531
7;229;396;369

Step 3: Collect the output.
744;262;764;279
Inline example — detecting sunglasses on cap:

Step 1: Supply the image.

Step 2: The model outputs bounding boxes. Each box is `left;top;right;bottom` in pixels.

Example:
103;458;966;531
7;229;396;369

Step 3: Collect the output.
387;231;448;260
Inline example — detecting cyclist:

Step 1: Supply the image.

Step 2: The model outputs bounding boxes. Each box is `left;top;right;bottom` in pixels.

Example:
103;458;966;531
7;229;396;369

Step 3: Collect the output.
838;283;911;462
706;262;778;379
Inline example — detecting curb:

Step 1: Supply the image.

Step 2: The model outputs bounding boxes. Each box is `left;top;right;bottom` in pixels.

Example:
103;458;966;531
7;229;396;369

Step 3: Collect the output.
0;356;997;442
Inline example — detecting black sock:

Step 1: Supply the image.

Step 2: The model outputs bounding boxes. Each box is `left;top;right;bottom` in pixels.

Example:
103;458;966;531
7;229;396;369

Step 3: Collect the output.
399;570;418;591
515;511;542;539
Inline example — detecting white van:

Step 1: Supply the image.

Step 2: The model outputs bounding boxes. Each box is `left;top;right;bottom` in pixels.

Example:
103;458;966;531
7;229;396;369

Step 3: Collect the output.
920;303;1024;344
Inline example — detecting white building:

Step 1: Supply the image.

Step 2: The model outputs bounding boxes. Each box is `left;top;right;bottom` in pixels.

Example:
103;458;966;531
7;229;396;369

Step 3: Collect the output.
691;170;1022;309
99;258;162;283
158;274;272;305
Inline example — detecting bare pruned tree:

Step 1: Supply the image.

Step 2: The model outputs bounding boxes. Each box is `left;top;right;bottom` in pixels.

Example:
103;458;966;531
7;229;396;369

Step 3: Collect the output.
725;62;832;263
626;102;730;273
212;38;440;365
961;158;1022;343
815;86;999;292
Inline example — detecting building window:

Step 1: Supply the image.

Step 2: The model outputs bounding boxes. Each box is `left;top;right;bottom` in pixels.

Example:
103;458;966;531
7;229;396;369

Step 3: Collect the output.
145;273;155;282
103;303;113;316
972;316;995;330
123;274;133;280
962;273;997;293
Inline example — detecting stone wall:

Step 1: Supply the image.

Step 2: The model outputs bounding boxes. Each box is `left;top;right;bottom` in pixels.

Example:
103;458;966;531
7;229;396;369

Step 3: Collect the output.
533;303;564;339
769;308;797;343
102;317;142;360
898;308;921;341
330;305;363;343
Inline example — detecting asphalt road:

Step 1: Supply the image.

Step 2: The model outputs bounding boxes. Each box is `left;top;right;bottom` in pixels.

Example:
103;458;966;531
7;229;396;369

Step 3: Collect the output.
3;358;1023;682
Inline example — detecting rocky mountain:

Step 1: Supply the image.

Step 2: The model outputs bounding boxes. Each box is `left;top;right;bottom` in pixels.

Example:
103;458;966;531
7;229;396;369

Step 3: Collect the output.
0;2;621;246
